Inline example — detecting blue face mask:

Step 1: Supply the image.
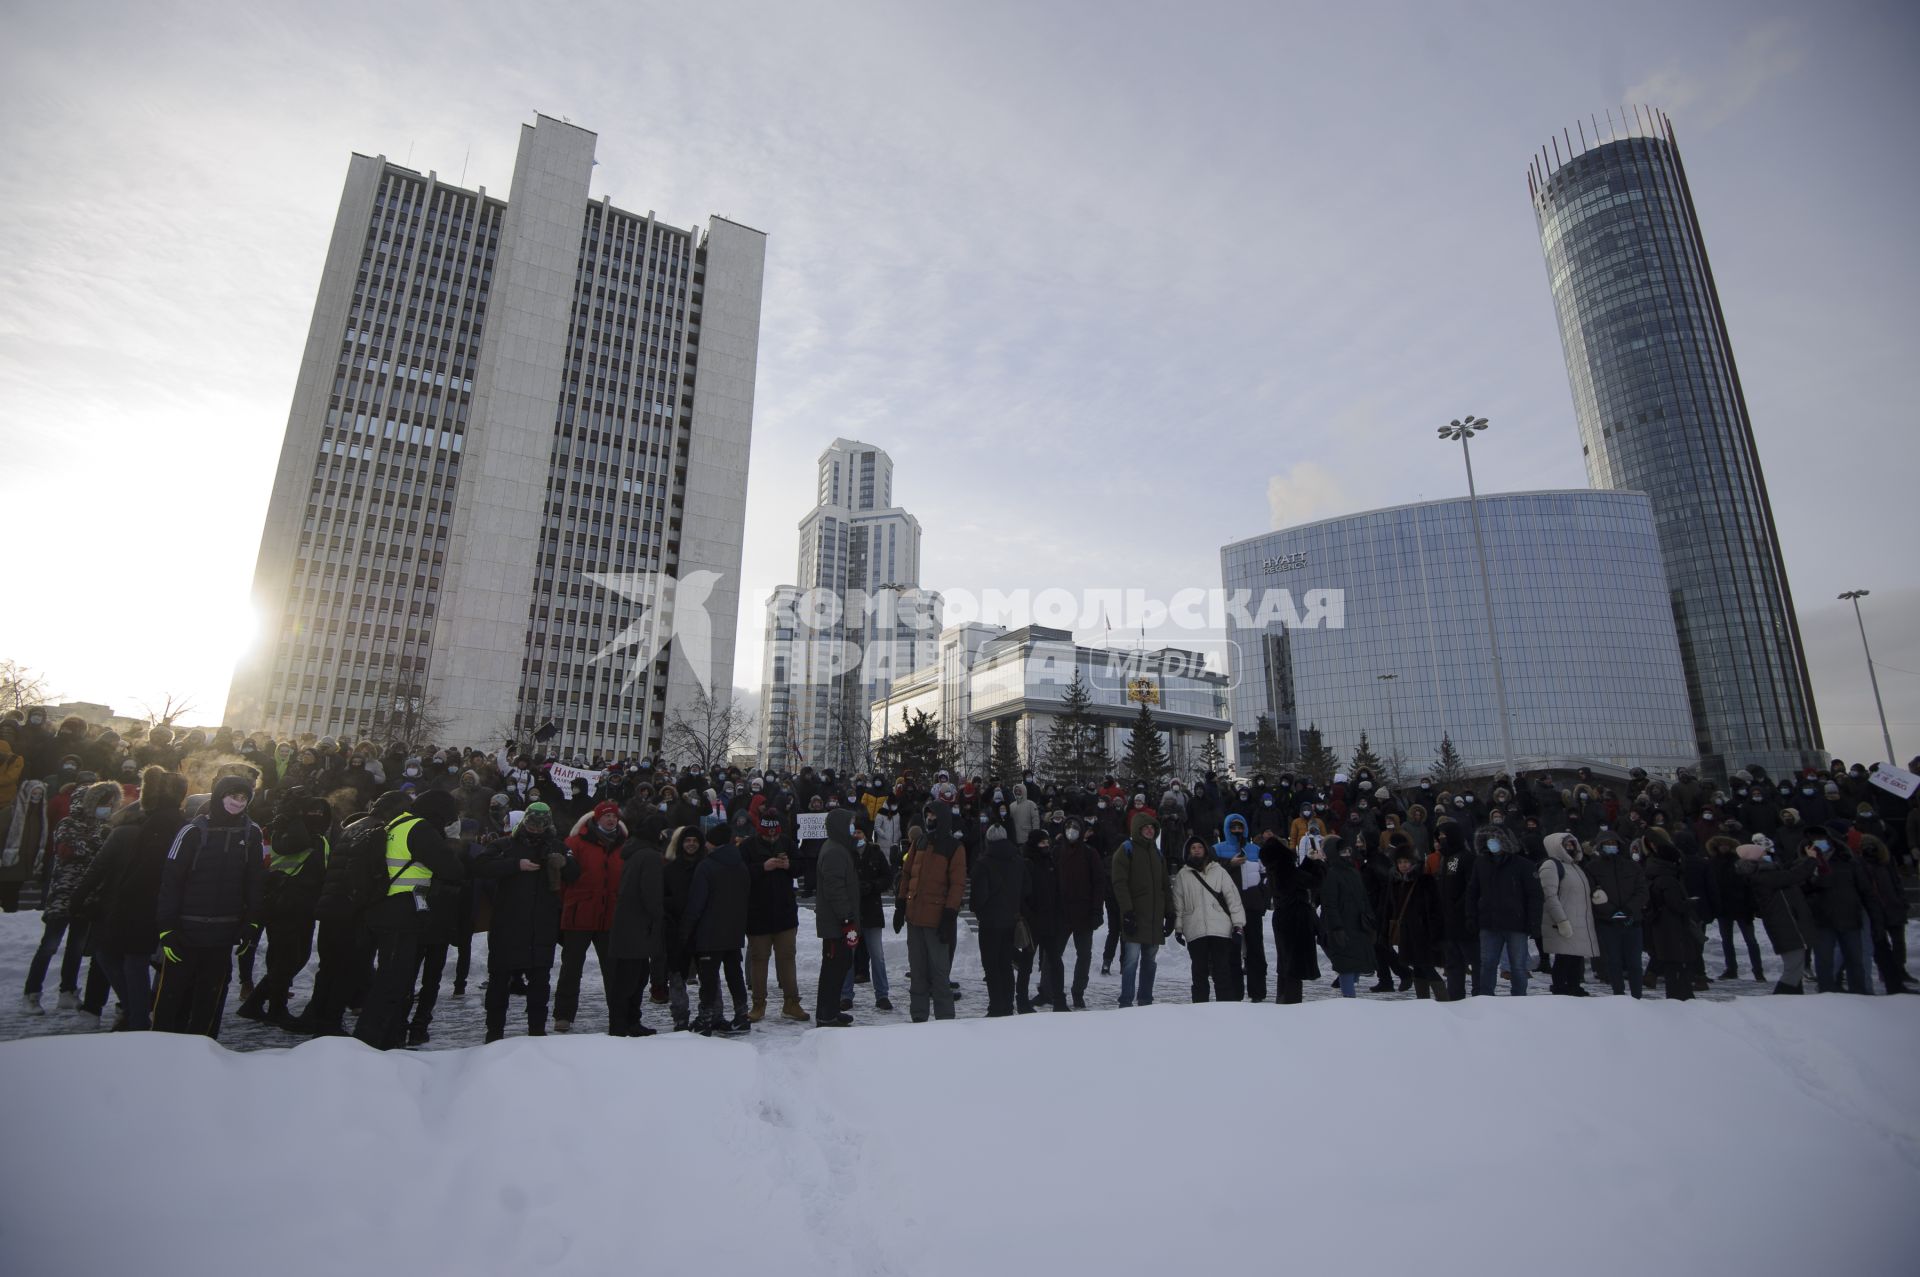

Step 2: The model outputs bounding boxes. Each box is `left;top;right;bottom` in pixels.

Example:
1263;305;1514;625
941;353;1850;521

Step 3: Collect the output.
1600;844;1620;856
1486;839;1503;854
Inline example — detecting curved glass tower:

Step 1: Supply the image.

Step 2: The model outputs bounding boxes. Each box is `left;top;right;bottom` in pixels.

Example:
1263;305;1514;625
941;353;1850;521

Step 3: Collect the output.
1530;107;1822;778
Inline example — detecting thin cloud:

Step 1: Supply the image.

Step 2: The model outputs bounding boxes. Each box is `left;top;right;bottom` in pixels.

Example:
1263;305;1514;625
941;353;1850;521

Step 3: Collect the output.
1267;462;1351;531
1623;19;1804;129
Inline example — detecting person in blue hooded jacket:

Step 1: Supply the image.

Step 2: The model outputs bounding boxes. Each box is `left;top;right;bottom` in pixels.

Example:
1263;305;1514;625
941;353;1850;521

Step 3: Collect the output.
1215;814;1270;1000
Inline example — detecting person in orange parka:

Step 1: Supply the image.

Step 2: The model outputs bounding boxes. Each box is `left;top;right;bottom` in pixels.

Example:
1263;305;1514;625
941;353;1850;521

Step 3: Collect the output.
553;800;627;1032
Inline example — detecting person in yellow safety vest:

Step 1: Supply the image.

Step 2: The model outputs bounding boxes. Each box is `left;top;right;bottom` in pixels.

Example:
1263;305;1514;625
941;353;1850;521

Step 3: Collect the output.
353;788;464;1050
236;791;335;1029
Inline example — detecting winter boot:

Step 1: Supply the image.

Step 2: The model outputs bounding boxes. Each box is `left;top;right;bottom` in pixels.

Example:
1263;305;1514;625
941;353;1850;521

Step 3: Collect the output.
234;992;270;1023
553;1019;572;1033
1397;976;1413;992
690;1011;716;1036
1369;981;1394;994
1773;981;1803;995
406;1024;430;1047
839;996;854;1011
1073;992;1087;1010
730;1011;752;1034
1719;968;1738;981
20;993;44;1016
237;979;255;1005
56;989;78;1011
629;1023;658;1037
452;979;467;997
781;999;810;1022
749;998;766;1023
1413;979;1432;1000
875;997;894;1012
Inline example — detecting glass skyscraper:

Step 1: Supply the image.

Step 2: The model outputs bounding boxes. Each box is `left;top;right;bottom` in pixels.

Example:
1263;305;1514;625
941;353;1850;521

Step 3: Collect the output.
1531;108;1822;777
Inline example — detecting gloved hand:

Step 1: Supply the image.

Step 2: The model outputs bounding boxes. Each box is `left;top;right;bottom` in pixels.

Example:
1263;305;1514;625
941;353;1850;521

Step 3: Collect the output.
1174;931;1186;947
1554;919;1573;939
1233;926;1244;938
843;924;860;949
891;902;906;934
236;922;261;958
1591;889;1608;905
160;931;183;964
1162;915;1175;938
1121;911;1136;936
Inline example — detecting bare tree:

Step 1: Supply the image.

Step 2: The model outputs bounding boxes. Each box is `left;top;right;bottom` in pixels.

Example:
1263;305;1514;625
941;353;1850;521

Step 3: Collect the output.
362;674;452;750
664;685;755;774
141;693;198;731
0;659;53;716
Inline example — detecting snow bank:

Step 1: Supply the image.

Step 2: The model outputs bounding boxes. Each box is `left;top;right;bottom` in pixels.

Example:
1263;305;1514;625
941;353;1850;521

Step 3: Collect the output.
4;998;1918;1276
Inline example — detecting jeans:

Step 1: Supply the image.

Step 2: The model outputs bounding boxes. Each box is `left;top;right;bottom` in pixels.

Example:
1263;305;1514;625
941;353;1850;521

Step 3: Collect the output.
1336;971;1358;998
102;952;153;1030
1596;922;1643;997
748;928;801;1008
555;930;612;1023
24;917;90;997
907;925;955;1021
1119;940;1159;1007
841;927;890;1002
1718;916;1765;979
1813;927;1870;994
1477;930;1531;996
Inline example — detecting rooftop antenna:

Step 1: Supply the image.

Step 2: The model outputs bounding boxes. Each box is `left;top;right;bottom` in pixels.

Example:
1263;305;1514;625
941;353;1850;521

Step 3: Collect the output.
405;140;414;167
460;145;470;187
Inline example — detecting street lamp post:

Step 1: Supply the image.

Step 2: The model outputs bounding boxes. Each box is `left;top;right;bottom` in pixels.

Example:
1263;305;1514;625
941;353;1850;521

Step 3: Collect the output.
1437;415;1516;780
1838;590;1896;765
1376;672;1400;776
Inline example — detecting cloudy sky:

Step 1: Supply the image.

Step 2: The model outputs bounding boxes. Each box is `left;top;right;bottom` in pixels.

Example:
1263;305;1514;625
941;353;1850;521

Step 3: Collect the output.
1;0;1915;765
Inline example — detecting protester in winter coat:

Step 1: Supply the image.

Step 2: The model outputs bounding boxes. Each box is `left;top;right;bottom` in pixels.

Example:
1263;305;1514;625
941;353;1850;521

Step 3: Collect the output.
1735;842;1815;993
1538;833;1598;996
1173;835;1246;1002
1054;819;1105;1009
1267;829;1325;1004
1464;824;1542;996
1858;837;1911;995
660;826;705;1031
898;810;967;1021
469;804;578;1041
352;787;463;1049
1583;831;1648;997
154;775;267;1038
1384;840;1445;999
1805;826;1875;994
842;831;895;1013
970;823;1027;1017
812;809;862;1026
1008;783;1042;846
745;813;806;1023
1110;818;1172;1008
1706;835;1767;982
1318;836;1376;997
605;827;666;1036
1643;843;1698;1001
1431;823;1477;999
22;780;121;1015
0;777;51;913
683;825;752;1035
64;768;186;1030
236;791;333;1027
554;802;627;1033
1013;831;1068;1013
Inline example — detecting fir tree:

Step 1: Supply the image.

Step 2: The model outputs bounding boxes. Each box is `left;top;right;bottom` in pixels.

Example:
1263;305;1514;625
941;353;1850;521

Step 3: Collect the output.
1432;732;1469;789
878;709;950;785
1298;723;1339;788
1196;732;1226;779
1348;730;1385;781
1122;702;1169;794
1253;715;1288;780
1041;668;1108;789
991;717;1024;789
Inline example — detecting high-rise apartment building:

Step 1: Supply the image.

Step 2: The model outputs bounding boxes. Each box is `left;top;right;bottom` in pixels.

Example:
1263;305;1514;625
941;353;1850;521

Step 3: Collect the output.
759;439;940;771
227;116;765;759
1530;108;1822;777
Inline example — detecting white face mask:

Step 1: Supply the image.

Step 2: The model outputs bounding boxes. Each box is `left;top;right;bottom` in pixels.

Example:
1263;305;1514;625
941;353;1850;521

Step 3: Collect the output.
1065;829;1081;842
93;806;112;819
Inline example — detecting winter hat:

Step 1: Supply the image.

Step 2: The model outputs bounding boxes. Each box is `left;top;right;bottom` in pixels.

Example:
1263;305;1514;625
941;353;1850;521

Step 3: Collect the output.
593;800;621;822
1543;831;1579;859
411;788;460;827
1735;843;1765;862
704;824;734;847
522;802;554;831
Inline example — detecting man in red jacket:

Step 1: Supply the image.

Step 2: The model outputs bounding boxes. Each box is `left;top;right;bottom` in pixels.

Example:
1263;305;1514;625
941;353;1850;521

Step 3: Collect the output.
554;800;626;1032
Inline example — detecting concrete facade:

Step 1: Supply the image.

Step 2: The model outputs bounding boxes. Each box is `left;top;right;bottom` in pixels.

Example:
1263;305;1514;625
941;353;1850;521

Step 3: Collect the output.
227;117;764;759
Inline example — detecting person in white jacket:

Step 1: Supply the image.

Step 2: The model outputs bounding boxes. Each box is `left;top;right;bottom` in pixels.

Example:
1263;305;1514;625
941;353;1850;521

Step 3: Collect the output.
1539;832;1598;995
1173;835;1246;1002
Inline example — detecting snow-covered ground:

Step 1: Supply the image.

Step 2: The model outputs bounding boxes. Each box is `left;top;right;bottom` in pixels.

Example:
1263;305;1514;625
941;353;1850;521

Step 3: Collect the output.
4;988;1917;1276
3;906;1900;1051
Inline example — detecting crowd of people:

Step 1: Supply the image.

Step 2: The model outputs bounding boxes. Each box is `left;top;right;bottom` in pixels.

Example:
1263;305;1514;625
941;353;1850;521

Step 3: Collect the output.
2;706;1915;1050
